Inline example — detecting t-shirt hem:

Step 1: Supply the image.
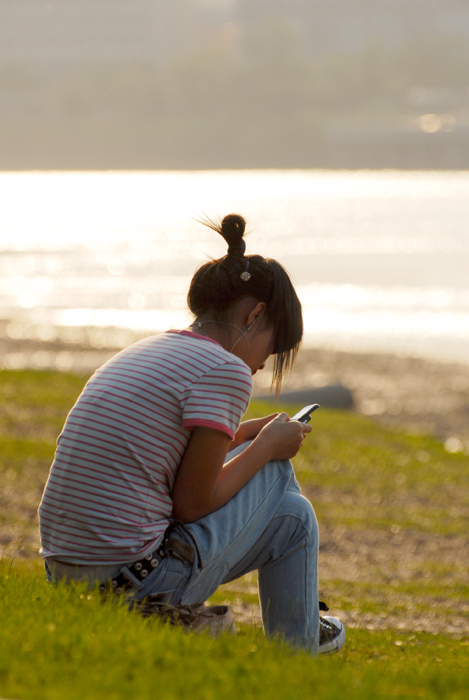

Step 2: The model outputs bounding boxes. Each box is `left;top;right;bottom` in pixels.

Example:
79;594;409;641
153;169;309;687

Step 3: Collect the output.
40;532;166;567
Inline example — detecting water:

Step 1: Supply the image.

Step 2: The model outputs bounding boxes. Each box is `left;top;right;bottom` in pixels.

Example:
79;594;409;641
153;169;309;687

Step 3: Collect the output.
1;170;469;364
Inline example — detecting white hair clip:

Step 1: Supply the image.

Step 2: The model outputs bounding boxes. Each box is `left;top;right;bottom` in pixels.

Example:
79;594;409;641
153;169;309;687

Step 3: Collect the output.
240;261;251;282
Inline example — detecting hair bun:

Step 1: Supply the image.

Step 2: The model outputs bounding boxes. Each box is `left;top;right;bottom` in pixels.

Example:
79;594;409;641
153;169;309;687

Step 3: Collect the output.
221;214;246;257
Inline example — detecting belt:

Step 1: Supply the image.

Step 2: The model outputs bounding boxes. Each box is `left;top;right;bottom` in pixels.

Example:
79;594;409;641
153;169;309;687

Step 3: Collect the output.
100;529;196;596
102;548;166;596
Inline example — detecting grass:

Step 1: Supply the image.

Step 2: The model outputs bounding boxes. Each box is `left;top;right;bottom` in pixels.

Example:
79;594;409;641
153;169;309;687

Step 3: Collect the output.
0;560;467;700
250;400;468;536
0;369;468;698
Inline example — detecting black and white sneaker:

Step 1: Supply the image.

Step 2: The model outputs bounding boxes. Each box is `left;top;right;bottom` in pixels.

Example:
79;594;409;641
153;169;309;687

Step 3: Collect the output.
318;616;346;655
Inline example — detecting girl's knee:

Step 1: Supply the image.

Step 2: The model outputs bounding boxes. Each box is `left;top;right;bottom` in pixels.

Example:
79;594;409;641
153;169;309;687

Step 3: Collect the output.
298;495;318;539
280;491;319;539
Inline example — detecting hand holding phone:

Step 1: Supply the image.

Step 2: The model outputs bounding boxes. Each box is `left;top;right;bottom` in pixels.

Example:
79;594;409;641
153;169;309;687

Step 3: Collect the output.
291;404;320;423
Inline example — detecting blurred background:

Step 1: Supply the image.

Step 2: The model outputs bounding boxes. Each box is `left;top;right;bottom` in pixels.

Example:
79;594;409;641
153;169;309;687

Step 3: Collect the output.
1;0;469;420
1;0;469;170
2;3;468;625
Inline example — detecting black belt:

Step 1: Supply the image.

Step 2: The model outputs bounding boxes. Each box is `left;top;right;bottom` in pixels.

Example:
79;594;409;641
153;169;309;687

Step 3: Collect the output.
101;527;196;596
101;548;166;596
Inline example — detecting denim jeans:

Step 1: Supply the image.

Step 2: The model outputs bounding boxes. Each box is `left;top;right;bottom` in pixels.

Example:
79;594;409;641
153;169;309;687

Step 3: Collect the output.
131;444;320;653
46;444;320;654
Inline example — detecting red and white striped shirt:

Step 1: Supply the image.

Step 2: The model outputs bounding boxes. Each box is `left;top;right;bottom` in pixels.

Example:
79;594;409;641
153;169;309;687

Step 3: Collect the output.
39;331;253;565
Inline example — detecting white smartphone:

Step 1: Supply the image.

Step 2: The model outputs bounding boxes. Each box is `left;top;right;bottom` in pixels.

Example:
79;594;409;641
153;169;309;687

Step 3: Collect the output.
291;404;320;423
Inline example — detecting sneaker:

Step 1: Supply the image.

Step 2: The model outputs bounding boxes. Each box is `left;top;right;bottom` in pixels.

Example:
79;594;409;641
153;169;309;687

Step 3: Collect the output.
318;616;346;655
189;604;236;637
136;596;236;637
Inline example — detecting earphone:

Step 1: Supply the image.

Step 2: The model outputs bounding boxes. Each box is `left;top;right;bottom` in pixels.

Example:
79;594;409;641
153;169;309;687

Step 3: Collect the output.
195;313;261;354
246;313;260;333
230;313;260;352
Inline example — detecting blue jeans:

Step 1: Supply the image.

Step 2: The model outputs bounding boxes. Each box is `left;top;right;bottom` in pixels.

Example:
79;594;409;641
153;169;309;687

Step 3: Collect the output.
131;445;320;654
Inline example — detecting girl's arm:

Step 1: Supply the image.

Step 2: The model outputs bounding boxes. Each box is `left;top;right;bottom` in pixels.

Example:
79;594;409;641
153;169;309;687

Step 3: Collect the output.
230;413;279;450
172;414;311;523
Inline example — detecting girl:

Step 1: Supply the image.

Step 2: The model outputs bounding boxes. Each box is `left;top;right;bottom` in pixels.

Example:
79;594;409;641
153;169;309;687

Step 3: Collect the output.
39;214;345;655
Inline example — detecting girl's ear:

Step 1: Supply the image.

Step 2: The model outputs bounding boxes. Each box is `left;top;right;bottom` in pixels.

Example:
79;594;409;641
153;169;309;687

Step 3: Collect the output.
246;301;267;330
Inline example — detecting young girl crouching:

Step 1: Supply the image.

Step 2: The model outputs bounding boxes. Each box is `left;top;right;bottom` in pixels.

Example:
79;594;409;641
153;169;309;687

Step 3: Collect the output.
39;214;345;655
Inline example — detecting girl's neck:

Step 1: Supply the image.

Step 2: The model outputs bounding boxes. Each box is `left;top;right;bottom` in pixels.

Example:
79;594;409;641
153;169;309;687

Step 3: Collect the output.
189;319;232;349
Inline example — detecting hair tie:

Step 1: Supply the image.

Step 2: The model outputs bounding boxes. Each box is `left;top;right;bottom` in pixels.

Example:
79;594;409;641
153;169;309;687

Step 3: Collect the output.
228;239;246;258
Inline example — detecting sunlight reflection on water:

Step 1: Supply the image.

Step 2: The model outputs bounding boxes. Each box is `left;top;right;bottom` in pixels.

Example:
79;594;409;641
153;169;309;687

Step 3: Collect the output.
1;170;468;364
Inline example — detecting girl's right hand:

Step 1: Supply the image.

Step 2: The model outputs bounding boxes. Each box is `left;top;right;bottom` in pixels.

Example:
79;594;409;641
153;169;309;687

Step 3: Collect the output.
256;412;312;461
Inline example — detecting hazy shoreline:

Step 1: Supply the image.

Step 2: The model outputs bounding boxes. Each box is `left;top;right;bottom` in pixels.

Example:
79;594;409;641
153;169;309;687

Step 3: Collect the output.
2;327;468;451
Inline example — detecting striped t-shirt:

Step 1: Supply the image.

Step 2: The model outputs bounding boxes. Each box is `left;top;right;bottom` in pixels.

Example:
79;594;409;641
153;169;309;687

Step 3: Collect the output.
38;331;253;565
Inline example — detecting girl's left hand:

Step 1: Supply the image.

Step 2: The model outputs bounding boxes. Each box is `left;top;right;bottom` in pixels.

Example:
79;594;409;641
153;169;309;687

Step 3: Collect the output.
232;414;279;448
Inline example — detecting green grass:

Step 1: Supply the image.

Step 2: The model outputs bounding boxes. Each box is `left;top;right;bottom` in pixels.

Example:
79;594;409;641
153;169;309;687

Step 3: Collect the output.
0;560;467;700
0;369;468;699
251;400;468;536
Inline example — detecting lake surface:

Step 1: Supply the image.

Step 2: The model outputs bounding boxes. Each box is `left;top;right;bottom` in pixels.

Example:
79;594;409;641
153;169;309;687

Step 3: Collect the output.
1;170;468;364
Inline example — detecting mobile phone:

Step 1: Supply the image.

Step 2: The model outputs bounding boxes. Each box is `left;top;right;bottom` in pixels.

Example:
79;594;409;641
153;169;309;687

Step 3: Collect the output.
291;404;320;423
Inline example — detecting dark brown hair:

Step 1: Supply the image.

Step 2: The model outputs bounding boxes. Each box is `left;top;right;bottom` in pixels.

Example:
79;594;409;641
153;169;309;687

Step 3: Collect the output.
188;214;303;391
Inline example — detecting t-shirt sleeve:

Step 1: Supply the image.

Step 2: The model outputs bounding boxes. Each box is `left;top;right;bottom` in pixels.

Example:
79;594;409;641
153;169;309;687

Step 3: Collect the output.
181;360;253;439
